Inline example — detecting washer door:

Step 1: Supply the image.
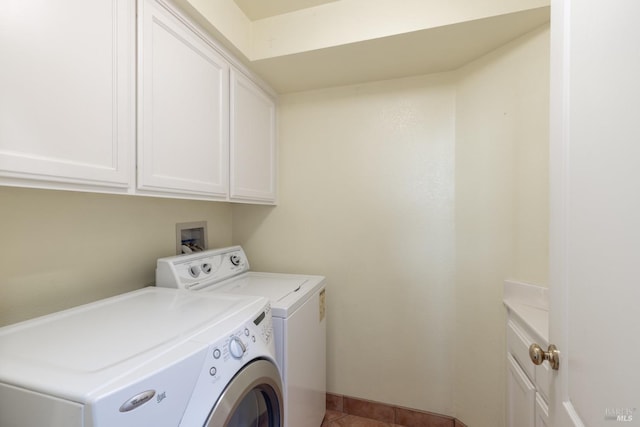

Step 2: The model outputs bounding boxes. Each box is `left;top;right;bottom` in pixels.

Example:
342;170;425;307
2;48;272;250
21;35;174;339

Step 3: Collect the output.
205;359;283;427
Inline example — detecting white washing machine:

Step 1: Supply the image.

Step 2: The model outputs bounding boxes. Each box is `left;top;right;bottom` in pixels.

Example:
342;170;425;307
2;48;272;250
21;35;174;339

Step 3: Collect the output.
156;246;326;427
0;287;283;427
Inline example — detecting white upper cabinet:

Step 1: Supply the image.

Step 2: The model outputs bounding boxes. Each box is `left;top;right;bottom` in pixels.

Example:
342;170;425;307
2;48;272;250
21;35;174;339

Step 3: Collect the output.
230;69;277;204
0;0;135;191
0;0;277;203
137;0;229;199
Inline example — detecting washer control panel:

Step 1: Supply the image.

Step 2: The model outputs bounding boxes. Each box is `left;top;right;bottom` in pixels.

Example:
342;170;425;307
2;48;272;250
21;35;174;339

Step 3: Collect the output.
208;303;273;366
156;246;250;290
207;304;275;375
178;301;277;426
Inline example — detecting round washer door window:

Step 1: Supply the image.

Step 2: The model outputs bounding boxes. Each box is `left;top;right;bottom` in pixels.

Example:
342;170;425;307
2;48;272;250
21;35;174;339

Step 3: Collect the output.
206;359;283;427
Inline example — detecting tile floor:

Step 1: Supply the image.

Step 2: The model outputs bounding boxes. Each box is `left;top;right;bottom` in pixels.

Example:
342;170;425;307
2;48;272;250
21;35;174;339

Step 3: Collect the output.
321;394;466;427
322;409;404;426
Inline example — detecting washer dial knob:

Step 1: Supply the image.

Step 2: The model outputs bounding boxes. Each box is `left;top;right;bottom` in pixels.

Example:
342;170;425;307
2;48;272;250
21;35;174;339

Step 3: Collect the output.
188;265;200;278
230;254;241;266
228;336;246;359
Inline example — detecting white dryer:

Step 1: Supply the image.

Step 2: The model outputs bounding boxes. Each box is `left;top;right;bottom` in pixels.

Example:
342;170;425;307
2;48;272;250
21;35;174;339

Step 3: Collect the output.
0;287;283;427
156;246;326;427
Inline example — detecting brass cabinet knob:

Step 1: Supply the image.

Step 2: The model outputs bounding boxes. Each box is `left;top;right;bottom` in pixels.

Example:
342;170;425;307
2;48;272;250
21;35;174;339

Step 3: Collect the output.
529;343;560;370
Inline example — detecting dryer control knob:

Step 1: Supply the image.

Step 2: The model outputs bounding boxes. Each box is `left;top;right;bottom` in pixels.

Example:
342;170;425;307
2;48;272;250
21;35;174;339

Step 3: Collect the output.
230;254;241;266
228;336;246;359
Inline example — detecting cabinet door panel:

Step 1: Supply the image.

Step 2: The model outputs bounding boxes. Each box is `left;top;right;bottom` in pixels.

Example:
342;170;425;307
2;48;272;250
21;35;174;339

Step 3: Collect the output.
535;393;549;427
138;0;229;197
230;69;276;203
507;354;535;427
0;0;134;189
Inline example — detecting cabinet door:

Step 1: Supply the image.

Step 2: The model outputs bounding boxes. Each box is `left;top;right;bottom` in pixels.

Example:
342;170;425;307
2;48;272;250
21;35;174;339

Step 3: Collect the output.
507;354;535;427
138;0;229;198
230;69;277;204
0;0;134;191
535;393;549;427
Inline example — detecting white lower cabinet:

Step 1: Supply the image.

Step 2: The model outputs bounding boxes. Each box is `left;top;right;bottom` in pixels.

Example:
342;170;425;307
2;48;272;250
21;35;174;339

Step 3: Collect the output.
0;0;135;192
507;354;535;427
535;392;549;427
137;0;229;199
506;317;550;427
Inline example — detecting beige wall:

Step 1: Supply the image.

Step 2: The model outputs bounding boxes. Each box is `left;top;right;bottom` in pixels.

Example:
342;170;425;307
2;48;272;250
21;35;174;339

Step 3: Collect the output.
0;187;233;326
233;25;549;426
233;74;458;414
453;25;549;427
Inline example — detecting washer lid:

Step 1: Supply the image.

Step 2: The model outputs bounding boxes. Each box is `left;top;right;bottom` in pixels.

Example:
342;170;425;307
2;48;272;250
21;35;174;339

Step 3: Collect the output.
210;272;325;317
0;287;266;401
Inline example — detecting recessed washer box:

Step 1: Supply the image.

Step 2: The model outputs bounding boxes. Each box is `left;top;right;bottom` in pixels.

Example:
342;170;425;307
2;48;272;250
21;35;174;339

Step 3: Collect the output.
176;221;208;254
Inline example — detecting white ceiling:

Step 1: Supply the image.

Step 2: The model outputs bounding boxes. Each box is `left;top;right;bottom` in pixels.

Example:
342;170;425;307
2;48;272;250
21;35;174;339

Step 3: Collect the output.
182;0;550;93
233;0;339;20
251;7;550;93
